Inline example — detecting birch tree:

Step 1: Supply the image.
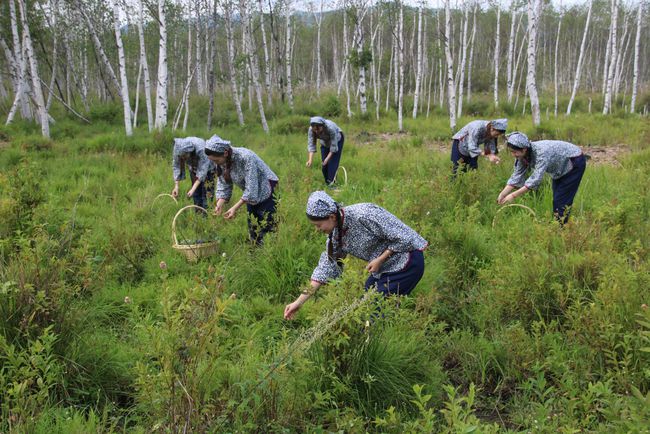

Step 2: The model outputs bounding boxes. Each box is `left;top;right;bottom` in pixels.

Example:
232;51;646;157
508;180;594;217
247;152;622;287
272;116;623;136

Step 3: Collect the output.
412;2;424;118
285;1;295;111
630;1;643;113
603;0;618;114
444;0;457;130
18;0;49;138
224;0;245;125
112;0;133;136
352;0;369;115
240;0;269;133
553;5;563;117
155;0;168;129
466;2;478;103
257;0;273;105
457;4;469;118
526;0;542;126
137;0;153;131
493;2;501;107
567;0;592;115
398;1;405;131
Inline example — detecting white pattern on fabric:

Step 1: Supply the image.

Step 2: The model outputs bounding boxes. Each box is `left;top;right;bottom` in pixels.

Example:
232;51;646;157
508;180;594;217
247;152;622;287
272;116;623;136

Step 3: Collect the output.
214;147;279;205
507;140;583;190
311;203;428;282
172;137;215;182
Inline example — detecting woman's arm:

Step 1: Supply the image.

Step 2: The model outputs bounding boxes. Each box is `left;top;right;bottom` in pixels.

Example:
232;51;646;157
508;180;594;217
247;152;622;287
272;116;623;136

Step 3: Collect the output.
284;280;322;320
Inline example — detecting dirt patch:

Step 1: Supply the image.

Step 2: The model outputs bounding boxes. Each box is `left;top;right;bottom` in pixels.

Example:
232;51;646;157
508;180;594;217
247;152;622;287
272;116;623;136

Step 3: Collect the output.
582;144;631;166
354;131;410;145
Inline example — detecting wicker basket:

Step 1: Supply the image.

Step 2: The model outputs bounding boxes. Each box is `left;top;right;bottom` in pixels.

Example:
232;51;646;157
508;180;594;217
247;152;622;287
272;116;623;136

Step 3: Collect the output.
172;205;219;262
492;203;537;229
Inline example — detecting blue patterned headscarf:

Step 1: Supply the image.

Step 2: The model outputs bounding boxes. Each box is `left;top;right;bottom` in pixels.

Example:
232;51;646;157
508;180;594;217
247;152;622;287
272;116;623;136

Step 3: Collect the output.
491;118;508;132
205;135;232;154
505;132;531;149
174;138;195;155
306;191;338;218
310;116;326;126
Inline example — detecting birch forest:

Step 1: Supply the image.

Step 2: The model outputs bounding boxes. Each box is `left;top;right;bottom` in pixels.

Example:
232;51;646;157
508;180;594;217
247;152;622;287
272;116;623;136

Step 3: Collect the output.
1;0;648;136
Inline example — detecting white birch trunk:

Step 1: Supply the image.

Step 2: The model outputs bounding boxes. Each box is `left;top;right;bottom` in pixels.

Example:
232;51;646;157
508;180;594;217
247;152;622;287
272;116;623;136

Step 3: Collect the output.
18;0;49;137
240;0;269;133
526;0;542;126
603;0;618;114
312;1;324;97
155;0;168;129
224;0;245;126
137;0;153;131
566;0;592;115
112;0;133;136
493;3;501;107
354;2;368;115
258;0;273;105
397;2;404;131
412;3;423;118
457;5;469;118
553;8;563;117
285;3;295;111
7;0;31;122
602;2;614;95
613;13;630;97
630;2;643;113
466;3;477;103
444;0;457;131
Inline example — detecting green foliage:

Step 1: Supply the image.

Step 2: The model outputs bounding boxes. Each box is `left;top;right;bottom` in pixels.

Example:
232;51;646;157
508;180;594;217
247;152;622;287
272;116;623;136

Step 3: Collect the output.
0;101;649;431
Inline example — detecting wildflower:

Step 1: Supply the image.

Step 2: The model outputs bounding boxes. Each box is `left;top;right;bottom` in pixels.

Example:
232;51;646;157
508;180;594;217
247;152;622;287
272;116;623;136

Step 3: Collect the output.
124;296;132;304
222;252;227;257
229;293;237;300
642;304;648;310
159;261;167;270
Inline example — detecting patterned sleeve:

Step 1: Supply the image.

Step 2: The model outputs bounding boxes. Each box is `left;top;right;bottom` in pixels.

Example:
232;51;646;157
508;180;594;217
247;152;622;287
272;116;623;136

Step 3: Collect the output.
172;150;185;181
240;157;260;203
215;170;232;201
463;128;482;158
194;152;212;182
506;160;528;187
361;206;427;253
307;128;317;153
310;241;343;283
523;159;549;190
326;122;339;153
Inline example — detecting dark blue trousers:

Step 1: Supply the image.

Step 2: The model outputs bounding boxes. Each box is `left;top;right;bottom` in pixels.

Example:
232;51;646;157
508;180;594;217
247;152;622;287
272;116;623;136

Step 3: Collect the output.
191;170;215;212
552;155;586;224
451;139;478;176
246;181;278;245
364;250;425;297
321;133;344;185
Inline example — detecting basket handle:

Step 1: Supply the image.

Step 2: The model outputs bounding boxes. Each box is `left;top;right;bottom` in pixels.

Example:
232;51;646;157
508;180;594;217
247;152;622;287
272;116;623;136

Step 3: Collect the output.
172;205;208;245
152;193;178;207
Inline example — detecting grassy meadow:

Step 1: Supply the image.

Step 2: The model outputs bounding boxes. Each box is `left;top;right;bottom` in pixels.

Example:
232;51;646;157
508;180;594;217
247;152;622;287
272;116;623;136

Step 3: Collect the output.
1;93;650;432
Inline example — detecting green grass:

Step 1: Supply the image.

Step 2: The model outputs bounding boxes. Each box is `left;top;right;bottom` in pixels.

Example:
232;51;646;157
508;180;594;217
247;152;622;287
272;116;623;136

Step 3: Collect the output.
0;95;649;432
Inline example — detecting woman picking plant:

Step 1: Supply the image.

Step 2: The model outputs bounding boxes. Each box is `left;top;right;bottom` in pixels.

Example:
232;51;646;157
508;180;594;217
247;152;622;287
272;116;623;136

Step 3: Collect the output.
306;116;344;187
497;131;587;224
284;191;427;320
171;136;215;210
204;135;279;246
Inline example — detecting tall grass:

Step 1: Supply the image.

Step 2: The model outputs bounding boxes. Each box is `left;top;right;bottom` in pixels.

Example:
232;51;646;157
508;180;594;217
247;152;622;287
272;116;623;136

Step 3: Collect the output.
0;97;648;431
